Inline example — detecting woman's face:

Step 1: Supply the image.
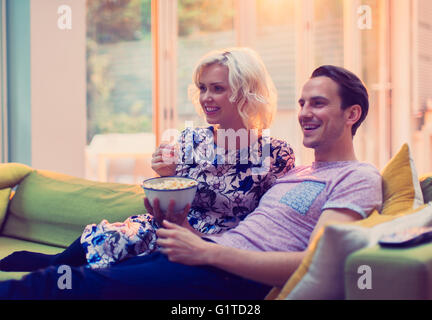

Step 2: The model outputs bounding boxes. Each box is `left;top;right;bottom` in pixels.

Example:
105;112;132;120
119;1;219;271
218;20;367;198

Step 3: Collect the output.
198;64;245;130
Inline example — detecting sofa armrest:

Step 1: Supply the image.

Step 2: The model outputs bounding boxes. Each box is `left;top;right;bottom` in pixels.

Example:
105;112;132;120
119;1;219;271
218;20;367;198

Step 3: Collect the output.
344;243;432;300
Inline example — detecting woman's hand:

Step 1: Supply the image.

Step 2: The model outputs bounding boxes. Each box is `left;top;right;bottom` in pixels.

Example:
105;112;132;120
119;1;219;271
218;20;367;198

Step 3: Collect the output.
144;197;190;228
151;142;179;177
156;220;216;266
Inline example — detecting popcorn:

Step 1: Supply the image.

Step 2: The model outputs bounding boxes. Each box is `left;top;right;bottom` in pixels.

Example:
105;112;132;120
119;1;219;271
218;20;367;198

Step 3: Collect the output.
143;178;198;190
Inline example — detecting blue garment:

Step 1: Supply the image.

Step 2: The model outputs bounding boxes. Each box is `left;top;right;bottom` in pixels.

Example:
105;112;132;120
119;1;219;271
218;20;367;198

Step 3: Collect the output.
0;251;271;300
80;214;160;269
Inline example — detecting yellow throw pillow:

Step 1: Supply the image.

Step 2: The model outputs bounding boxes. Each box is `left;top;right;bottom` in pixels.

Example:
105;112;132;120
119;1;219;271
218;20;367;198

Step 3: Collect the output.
0;188;11;226
0;163;33;228
0;163;34;189
267;143;424;300
380;143;424;215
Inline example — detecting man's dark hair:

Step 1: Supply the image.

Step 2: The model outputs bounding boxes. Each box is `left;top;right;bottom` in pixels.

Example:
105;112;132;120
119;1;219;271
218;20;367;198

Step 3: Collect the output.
311;65;369;136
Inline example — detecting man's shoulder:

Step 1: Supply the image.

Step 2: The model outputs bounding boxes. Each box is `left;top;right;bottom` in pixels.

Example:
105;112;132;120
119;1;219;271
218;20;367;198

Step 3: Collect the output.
273;165;313;183
326;161;382;191
276;161;381;181
343;161;381;178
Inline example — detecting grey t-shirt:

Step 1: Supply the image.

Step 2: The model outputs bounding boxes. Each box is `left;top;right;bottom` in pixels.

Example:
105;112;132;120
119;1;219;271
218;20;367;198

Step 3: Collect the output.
207;161;382;252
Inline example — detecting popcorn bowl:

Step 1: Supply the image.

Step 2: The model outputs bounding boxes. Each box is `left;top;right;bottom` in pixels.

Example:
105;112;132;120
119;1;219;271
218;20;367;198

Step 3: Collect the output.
141;176;198;212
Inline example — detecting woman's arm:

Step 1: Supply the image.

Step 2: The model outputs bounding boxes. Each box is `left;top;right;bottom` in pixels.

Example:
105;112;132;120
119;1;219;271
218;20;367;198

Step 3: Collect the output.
151;142;178;177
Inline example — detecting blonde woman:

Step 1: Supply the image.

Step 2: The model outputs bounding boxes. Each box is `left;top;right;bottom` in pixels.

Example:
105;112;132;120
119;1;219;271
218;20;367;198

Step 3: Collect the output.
0;48;295;271
151;47;295;235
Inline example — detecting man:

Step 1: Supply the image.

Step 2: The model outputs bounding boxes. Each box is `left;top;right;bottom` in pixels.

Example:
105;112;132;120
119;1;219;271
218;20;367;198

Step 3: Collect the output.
0;65;382;299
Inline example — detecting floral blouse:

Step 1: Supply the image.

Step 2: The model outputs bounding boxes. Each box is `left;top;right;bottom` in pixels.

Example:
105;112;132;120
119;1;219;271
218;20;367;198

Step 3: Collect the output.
175;126;295;234
80;126;295;269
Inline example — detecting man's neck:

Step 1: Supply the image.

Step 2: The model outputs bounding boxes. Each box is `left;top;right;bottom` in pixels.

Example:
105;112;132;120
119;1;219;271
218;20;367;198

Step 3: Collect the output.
313;142;357;162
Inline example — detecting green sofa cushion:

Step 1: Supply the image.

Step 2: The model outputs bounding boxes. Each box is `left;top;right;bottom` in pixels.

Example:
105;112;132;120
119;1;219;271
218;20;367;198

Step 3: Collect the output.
345;243;432;300
3;170;146;248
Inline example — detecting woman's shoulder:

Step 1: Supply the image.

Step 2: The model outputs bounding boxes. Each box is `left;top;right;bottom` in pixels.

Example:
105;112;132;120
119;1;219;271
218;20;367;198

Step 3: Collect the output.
181;126;214;134
269;137;292;150
257;136;294;156
262;136;296;175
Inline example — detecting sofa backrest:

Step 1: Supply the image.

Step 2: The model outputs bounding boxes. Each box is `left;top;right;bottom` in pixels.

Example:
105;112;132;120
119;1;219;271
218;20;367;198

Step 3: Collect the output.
2;170;147;248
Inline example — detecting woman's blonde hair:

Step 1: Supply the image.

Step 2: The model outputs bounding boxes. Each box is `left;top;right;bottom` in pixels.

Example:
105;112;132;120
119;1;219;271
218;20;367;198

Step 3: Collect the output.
188;47;277;130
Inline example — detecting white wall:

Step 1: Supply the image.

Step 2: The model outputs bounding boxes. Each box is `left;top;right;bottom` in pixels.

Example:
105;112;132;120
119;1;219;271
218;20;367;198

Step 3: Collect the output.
30;0;86;177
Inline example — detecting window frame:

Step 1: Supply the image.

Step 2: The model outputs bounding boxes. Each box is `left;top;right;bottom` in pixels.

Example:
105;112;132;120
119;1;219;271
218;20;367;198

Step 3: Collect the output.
0;0;7;163
4;0;31;166
152;0;178;146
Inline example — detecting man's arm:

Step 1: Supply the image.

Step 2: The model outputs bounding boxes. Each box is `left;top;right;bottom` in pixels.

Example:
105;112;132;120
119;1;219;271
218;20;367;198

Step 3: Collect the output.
156;208;362;287
308;208;363;242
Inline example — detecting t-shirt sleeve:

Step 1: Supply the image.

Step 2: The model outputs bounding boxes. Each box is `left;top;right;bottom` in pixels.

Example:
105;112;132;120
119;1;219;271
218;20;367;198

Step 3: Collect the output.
322;165;383;218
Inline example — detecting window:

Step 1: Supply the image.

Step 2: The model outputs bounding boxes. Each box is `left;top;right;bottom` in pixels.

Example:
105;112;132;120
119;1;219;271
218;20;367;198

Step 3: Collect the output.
85;0;154;183
176;0;236;130
358;0;391;168
313;0;344;68
255;0;296;110
83;0;431;182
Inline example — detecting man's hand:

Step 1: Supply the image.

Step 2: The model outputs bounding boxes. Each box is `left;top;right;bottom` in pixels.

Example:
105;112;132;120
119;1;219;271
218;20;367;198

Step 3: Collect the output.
143;197;190;227
157;220;305;287
156;220;216;265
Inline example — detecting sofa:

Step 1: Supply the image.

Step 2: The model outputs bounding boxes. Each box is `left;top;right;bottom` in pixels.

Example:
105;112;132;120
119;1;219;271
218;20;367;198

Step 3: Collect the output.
0;143;431;299
267;143;432;300
0;162;147;281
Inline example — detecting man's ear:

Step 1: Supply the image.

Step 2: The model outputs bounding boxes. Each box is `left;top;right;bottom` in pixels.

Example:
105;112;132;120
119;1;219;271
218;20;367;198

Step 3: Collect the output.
345;104;362;125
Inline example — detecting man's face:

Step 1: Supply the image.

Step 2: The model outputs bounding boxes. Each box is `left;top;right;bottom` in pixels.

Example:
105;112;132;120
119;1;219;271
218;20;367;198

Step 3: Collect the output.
297;76;350;152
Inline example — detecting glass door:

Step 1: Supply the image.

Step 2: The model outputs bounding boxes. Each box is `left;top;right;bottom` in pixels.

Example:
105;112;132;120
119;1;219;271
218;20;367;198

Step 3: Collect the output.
86;0;154;183
176;0;236;131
